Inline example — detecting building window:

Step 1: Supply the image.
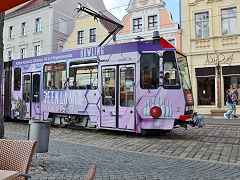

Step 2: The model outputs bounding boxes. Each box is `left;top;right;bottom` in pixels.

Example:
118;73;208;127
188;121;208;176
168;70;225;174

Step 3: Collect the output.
58;40;64;53
133;18;142;32
196;67;215;105
9;26;13;39
34;45;40;56
89;28;96;43
195;12;209;39
21;22;26;36
20;48;26;59
197;77;215;105
8;51;13;61
77;30;84;45
222;65;240;105
224;76;240;105
59;18;66;34
148;15;157;30
35;18;41;32
221;8;237;35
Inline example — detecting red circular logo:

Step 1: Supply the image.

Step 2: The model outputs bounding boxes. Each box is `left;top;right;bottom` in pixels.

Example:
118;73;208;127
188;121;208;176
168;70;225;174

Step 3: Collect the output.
150;106;162;118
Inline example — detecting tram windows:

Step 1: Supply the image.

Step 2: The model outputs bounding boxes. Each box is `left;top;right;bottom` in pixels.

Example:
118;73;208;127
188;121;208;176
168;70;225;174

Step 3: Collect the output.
177;53;192;90
102;69;115;106
69;60;98;90
43;63;66;90
120;67;134;107
163;51;180;88
23;75;31;102
32;74;40;102
140;53;159;89
14;68;21;91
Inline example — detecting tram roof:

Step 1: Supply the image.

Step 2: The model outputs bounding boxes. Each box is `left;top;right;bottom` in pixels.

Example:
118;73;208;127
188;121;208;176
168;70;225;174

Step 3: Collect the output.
12;41;176;66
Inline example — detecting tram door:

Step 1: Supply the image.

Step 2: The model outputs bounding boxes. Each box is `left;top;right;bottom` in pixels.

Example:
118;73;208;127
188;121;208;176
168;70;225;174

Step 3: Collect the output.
101;65;135;130
22;72;41;120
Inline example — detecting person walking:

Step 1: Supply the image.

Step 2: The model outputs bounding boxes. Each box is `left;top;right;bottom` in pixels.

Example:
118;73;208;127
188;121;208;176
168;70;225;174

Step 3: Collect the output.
232;88;238;118
224;89;233;119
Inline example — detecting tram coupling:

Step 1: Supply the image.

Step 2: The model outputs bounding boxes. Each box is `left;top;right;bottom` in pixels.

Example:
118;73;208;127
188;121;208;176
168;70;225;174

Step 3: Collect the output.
190;112;204;128
175;113;204;129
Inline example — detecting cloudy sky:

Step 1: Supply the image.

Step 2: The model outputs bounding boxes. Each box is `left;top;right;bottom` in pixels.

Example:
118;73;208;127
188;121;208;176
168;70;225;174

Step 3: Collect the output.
102;0;180;23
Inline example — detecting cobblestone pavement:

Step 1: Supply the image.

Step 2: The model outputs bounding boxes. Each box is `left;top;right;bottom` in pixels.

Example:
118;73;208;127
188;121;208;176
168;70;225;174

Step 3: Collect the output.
4;116;240;179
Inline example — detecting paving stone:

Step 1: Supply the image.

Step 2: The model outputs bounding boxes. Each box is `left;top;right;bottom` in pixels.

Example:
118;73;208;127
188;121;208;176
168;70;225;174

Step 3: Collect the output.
4;117;240;179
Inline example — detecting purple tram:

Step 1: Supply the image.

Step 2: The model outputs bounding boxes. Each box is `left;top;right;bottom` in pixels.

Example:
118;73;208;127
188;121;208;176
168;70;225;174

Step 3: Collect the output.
3;39;203;134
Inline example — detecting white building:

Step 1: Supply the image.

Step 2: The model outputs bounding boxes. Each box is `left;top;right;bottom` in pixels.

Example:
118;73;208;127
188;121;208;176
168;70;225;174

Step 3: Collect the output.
3;0;89;61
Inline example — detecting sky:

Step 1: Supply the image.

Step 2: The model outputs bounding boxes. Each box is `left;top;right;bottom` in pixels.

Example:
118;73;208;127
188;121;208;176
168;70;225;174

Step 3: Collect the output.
103;0;180;24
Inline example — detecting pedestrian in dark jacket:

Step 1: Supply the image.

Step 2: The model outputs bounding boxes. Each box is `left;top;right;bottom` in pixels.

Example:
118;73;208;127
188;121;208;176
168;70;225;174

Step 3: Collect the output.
224;89;233;119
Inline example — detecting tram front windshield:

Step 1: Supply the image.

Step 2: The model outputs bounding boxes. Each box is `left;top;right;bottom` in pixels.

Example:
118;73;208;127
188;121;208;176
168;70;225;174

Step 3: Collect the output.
177;52;192;91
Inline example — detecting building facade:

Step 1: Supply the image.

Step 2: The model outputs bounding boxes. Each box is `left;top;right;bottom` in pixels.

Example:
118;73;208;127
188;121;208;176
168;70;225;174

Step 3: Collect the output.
4;0;85;61
117;0;182;50
63;2;121;51
182;0;240;114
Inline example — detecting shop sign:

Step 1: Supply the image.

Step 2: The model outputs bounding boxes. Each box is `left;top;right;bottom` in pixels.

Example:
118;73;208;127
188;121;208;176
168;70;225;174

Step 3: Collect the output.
205;53;234;66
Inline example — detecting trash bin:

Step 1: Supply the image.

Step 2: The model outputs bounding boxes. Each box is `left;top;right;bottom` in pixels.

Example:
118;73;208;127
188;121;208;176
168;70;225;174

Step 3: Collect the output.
28;120;51;153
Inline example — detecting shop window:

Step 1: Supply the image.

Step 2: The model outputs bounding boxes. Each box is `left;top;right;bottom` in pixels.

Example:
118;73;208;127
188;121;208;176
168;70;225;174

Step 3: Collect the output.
43;63;67;90
223;66;240;105
197;77;215;105
196;67;215;105
224;76;240;105
14;68;21;91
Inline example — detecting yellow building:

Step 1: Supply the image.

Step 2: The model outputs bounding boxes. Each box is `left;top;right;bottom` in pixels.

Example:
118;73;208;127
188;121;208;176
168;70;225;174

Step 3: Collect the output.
182;0;240;115
63;4;121;51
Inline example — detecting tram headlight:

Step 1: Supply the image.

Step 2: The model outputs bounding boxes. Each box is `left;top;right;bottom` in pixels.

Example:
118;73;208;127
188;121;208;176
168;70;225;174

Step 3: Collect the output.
189;106;193;111
185;105;193;112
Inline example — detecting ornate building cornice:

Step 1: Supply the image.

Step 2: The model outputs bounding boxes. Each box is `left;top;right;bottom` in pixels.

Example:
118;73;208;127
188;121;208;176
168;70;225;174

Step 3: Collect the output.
189;0;222;6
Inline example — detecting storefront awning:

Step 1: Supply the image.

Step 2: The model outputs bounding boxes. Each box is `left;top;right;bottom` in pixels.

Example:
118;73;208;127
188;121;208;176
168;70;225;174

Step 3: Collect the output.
0;0;30;13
